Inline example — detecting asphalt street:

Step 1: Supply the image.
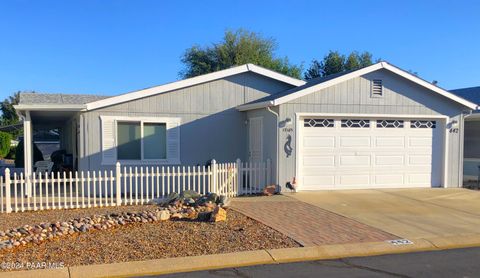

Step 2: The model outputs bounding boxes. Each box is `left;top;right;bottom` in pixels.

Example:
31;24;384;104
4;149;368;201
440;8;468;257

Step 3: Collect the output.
145;247;480;278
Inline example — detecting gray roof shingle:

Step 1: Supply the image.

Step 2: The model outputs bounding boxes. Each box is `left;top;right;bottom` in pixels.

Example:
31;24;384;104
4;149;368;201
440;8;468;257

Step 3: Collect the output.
19;93;110;105
450;86;480;106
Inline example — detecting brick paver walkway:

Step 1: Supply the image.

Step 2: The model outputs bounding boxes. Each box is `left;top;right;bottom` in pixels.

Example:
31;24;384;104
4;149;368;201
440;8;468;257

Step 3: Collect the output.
231;195;397;247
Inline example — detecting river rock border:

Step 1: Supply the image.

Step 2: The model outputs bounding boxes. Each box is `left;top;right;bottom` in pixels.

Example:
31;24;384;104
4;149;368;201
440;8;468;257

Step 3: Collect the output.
0;191;229;251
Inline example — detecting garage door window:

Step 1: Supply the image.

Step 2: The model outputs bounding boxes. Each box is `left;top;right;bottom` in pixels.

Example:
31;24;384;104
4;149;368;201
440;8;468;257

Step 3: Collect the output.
304;119;334;127
341;119;370;128
376;120;404;128
411;120;436;128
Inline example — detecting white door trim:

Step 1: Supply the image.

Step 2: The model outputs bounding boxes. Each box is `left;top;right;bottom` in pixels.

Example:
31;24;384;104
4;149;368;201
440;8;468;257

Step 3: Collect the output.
249;117;263;162
294;113;449;189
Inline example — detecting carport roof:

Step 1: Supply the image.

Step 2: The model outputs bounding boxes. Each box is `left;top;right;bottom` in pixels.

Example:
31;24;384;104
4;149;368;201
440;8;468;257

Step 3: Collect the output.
15;93;111;112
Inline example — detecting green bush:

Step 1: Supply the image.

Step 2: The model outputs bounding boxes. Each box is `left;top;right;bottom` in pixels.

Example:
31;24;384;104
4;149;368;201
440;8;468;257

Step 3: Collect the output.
0;132;11;159
6;145;16;160
14;140;44;168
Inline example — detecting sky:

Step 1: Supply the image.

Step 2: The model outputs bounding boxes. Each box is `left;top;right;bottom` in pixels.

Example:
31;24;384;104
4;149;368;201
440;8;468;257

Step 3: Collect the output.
0;0;479;100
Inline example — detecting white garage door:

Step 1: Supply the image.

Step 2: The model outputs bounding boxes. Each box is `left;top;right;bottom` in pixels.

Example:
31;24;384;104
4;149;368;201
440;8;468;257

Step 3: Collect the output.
298;117;444;190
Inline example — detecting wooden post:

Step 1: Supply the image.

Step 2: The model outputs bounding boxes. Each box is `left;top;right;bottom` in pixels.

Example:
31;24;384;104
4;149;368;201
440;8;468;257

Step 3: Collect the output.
116;162;121;206
211;159;217;194
5;168;12;213
236;158;242;196
266;158;272;185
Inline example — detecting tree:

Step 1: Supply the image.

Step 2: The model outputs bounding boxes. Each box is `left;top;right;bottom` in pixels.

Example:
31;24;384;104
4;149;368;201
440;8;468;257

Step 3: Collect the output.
0;91;21;126
180;29;302;79
304;51;377;80
0;131;11;159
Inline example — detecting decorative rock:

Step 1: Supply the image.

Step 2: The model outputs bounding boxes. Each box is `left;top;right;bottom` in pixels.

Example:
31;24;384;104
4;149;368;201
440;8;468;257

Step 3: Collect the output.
263;185;276;196
187;210;198;220
163;192;180;205
197;212;211;221
218;195;231;207
210;207;227;222
171;213;183;219
180;190;201;200
206;193;218;203
156;210;170;221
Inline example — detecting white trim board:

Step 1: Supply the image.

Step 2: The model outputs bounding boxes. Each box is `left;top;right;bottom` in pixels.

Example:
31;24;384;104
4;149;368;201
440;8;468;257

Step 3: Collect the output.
238;62;478;111
86;64;305;111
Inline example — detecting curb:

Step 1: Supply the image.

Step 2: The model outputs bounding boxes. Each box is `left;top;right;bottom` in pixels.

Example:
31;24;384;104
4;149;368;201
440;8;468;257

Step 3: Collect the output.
2;235;480;277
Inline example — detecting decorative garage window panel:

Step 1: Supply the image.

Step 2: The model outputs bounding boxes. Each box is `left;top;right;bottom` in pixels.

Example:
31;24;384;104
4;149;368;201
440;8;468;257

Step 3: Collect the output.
411;120;436;129
376;120;404;128
341;119;370;128
304;118;334;128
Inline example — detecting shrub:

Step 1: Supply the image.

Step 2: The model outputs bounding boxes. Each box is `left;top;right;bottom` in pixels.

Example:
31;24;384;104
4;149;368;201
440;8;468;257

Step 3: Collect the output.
6;145;16;160
14;140;44;168
0;132;12;159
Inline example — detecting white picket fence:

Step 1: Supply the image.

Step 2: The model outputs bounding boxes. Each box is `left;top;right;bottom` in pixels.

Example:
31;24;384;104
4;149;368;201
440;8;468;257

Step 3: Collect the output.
0;159;271;213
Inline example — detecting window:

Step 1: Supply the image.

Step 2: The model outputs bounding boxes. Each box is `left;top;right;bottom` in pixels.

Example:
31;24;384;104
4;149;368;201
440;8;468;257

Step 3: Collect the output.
144;123;167;159
117;122;167;160
371;79;383;97
377;120;404;128
411;120;436;129
304;118;334;127
117;122;141;160
341;119;370;128
101;116;180;165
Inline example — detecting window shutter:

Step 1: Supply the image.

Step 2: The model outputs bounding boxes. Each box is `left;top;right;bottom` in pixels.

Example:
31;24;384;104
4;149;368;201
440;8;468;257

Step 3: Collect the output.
101;116;117;165
166;118;181;164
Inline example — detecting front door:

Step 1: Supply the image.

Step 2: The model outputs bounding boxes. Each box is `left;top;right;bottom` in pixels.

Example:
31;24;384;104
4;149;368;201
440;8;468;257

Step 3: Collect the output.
248;117;263;162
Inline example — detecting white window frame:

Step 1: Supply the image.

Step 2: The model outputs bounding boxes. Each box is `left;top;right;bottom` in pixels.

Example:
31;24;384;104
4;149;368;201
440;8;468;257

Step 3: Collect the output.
103;116;180;165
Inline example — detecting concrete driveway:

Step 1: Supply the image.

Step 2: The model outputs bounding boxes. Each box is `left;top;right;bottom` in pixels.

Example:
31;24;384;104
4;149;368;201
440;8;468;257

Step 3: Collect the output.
286;188;480;240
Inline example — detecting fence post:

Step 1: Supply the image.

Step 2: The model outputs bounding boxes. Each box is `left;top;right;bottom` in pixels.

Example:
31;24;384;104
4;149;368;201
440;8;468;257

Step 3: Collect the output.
5;168;12;213
211;159;217;194
266;158;272;186
116;162;121;206
236;158;242;196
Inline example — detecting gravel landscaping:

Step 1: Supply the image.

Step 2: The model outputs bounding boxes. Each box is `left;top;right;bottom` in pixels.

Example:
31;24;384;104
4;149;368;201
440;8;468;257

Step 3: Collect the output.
0;209;299;270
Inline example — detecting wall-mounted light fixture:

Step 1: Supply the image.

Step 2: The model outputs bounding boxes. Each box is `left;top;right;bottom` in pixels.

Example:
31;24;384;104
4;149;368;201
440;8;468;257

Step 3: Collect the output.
284;117;292;125
450;119;459;129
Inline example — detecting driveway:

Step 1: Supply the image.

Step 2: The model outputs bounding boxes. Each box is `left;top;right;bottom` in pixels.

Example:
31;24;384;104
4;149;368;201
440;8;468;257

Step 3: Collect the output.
286;188;480;240
230;195;396;246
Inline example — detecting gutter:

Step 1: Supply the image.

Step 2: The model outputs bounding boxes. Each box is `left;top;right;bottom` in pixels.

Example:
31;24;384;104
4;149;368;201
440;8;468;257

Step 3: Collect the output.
266;106;280;186
236;100;274;111
14;104;87;112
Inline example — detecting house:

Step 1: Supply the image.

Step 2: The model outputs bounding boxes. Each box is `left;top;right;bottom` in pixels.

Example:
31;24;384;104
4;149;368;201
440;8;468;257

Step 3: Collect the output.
14;62;477;191
450;86;480;182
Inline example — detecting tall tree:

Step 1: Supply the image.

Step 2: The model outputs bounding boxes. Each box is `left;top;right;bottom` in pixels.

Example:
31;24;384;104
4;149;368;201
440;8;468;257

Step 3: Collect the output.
180;29;302;79
304;51;377;80
0;91;21;126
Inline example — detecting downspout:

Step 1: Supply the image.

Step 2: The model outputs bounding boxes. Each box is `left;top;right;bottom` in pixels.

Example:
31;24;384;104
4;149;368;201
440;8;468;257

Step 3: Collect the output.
266;106;279;186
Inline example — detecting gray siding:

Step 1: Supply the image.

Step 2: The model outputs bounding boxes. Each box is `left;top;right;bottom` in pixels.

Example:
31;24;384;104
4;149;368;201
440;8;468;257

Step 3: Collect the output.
246;107;278;182
79;72;293;171
277;69;469;189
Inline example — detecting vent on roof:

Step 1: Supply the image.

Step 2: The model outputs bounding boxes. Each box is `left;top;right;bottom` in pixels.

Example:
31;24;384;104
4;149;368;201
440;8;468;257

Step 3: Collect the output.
371;79;383;97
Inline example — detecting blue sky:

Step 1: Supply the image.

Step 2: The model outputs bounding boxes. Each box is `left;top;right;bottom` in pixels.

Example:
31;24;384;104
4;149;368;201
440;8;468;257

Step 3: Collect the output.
0;0;479;100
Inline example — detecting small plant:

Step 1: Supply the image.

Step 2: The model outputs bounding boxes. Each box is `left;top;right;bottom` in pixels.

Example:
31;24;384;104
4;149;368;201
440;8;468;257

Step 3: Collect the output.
14;140;44;168
0;131;11;159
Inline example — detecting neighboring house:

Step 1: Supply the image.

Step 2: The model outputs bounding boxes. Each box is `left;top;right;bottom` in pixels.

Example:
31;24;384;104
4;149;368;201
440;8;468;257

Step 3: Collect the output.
450;86;480;182
14;62;477;191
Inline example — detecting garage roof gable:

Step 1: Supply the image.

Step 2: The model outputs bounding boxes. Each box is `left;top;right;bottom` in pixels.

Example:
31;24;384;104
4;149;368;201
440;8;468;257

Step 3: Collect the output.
237;62;478;111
